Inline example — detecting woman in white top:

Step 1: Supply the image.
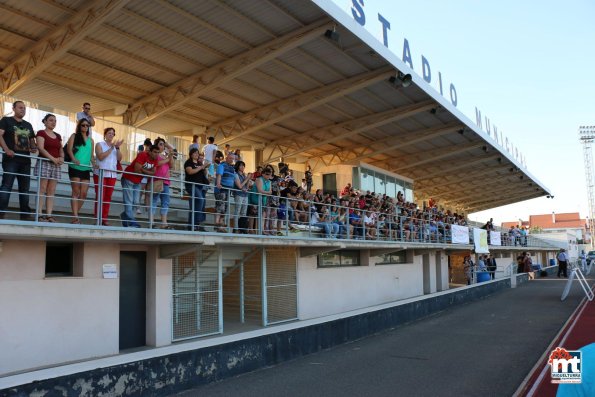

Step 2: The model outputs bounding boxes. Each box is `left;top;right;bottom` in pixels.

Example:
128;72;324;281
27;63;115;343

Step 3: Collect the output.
93;127;122;226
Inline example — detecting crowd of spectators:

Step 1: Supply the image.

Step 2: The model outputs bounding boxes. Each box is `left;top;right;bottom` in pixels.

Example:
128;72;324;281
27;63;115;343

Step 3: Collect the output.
0;99;495;244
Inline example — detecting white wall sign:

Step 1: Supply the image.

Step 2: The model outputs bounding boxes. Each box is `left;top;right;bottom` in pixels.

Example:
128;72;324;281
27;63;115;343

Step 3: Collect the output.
451;225;469;244
489;231;501;246
102;264;117;279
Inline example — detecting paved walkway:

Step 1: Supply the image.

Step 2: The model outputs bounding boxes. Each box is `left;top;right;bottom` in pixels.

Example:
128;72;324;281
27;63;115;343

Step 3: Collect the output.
174;276;594;397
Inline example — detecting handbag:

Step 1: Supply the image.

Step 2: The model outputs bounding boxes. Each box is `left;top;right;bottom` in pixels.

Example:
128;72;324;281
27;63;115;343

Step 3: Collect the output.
153;178;164;193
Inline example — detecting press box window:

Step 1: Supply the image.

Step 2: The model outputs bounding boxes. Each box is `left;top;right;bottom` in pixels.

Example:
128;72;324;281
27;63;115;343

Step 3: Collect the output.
45;243;82;277
376;251;407;265
318;250;360;268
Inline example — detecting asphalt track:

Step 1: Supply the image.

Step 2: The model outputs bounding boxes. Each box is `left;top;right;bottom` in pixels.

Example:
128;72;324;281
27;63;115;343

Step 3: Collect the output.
174;277;593;397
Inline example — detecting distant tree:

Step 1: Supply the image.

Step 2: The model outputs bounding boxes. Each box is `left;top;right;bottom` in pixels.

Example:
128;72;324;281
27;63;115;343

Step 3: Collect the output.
529;226;543;234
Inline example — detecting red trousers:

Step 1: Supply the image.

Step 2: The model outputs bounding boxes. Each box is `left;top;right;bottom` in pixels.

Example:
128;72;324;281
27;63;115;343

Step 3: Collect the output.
93;175;116;221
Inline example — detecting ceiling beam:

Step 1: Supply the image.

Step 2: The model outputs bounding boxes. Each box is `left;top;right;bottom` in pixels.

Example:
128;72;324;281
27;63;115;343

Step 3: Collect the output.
264;99;435;162
414;154;501;182
0;0;130;95
307;122;464;165
415;165;512;191
213;66;394;146
124;18;331;127
439;181;535;204
390;142;485;173
464;190;542;209
418;172;517;202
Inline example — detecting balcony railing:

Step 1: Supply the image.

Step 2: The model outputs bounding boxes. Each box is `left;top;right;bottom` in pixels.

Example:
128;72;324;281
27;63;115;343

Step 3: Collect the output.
0;153;555;248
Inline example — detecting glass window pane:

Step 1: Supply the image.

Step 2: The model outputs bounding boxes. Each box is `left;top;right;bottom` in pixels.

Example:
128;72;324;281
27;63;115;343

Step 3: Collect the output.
386;176;396;199
340;251;360;266
352;167;360;190
318;252;341;267
404;182;413;202
395;179;404;199
361;169;374;192
375;173;385;195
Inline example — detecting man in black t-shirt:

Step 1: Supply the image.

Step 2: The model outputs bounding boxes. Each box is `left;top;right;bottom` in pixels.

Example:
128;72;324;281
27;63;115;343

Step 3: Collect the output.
0;100;37;219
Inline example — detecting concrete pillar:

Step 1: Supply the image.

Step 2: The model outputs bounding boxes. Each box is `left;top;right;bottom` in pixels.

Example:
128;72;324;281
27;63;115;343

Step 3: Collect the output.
435;252;448;291
146;246;173;347
422;253;436;294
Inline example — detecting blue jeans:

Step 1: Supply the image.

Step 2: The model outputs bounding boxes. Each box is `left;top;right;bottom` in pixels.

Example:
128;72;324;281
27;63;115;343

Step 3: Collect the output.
312;221;339;238
187;184;206;227
121;178;140;223
151;184;170;216
0;159;31;213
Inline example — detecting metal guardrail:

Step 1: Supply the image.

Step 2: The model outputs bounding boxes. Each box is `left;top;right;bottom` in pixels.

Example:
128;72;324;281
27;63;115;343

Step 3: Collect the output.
0;152;556;247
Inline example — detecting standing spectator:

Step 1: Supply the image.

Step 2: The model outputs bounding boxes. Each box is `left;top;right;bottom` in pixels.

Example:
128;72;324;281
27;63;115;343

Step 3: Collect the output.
486;254;497;280
305;164;313;193
477;254;487;271
137;138;152;214
0;100;37;220
203;136;218;178
184;148;209;231
150;137;175;229
233;148;242;163
523;252;534;280
580;250;587;272
557;248;569;278
265;166;281;235
483;218;494;230
463;256;474;285
248;168;272;233
120;144;159;227
483;217;494;244
340;183;352;197
76;102;95;133
93;127;122;226
66;119;94;224
520;227;528;246
35;114;63;222
188;134;200;152
233;160;251;233
214;152;236;232
224;143;232;157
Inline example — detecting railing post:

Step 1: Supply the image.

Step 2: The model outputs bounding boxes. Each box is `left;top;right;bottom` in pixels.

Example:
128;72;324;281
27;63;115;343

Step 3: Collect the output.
261;247;268;326
189;183;195;230
307;204;311;238
240;263;245;324
257;194;263;235
362;212;366;240
285;201;289;236
218;247;223;334
96;168;104;226
34;158;41;222
149;178;154;229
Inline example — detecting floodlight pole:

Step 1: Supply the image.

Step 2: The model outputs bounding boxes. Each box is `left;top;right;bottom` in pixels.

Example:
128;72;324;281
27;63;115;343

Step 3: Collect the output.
579;126;595;248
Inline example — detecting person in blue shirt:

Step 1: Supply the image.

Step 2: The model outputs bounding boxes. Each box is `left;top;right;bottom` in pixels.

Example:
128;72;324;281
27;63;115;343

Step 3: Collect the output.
214;152;236;232
349;209;363;239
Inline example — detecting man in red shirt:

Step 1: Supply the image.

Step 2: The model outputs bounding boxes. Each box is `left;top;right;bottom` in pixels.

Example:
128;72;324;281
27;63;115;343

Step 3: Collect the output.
120;144;159;227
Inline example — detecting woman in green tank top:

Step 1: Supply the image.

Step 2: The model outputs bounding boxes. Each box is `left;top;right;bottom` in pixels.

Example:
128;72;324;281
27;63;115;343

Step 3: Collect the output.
66;119;94;224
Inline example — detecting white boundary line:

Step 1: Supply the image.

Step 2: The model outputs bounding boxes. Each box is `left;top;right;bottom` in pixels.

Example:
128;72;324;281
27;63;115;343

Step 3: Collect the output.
521;284;595;397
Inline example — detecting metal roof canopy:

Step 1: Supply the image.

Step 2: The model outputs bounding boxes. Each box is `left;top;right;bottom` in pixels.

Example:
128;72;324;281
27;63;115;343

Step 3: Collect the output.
0;0;550;213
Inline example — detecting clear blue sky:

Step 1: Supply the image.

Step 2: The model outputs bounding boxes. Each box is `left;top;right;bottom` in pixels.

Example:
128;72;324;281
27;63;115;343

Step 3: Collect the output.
326;0;595;225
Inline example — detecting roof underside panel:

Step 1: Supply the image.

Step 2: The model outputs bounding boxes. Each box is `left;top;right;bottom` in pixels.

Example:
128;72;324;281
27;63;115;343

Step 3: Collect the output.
0;0;548;212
